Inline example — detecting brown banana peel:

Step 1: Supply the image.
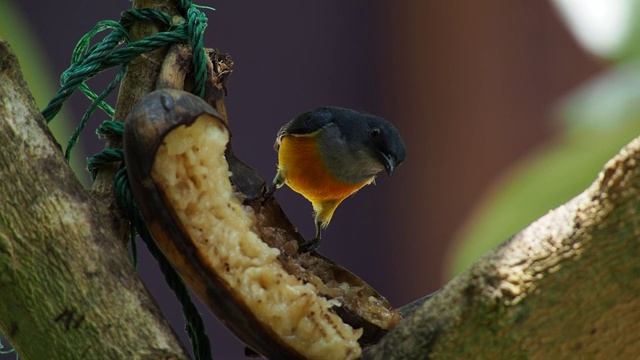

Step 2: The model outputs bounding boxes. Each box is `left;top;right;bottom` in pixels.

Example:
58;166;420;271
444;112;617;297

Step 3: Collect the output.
123;47;400;359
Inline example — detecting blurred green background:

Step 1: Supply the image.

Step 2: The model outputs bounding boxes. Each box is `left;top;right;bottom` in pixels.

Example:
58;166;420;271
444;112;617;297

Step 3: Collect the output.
449;0;640;276
0;2;86;180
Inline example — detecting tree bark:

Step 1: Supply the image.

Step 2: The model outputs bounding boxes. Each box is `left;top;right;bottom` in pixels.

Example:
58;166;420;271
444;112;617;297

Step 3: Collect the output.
365;138;640;359
0;40;188;360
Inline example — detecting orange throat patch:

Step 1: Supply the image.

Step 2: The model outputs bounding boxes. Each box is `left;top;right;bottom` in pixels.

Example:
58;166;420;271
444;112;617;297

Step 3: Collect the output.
277;135;369;204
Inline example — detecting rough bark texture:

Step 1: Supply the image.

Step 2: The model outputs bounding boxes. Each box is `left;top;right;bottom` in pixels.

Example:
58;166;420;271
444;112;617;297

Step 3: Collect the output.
0;40;188;360
365;139;640;359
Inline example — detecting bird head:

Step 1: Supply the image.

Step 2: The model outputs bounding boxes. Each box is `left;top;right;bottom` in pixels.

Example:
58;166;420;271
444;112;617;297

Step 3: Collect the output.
329;107;406;177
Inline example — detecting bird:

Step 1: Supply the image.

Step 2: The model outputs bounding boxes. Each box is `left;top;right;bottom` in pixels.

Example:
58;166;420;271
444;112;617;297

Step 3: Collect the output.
264;106;406;252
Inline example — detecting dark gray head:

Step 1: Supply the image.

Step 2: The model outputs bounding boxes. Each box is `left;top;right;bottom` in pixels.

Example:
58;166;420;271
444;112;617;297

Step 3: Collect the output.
323;106;406;177
280;106;407;183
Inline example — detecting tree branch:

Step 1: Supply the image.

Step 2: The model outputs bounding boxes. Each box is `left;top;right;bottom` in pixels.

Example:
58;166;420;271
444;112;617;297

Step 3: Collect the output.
0;40;188;360
366;137;640;359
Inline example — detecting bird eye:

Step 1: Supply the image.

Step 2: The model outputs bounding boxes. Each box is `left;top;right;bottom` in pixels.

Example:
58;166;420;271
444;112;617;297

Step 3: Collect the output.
369;128;381;139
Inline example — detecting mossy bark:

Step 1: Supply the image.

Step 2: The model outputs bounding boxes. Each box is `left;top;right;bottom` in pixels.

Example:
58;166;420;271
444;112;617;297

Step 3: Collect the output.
0;40;188;360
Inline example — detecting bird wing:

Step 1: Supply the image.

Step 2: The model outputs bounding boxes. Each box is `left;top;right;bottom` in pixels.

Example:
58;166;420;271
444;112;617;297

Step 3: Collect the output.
273;108;334;151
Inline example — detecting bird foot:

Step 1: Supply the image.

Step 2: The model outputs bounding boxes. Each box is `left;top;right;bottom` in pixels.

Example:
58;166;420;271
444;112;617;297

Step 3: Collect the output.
261;183;276;205
298;237;321;253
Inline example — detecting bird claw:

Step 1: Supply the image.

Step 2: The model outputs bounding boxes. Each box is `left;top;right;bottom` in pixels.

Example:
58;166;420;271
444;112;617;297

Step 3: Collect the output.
298;237;321;253
261;183;276;205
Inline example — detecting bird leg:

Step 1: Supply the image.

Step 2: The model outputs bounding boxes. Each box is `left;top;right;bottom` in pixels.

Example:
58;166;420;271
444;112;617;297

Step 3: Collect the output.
298;221;322;253
261;172;285;204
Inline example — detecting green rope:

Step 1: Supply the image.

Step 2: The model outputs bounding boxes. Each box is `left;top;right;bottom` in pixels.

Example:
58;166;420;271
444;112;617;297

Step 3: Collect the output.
42;20;128;122
186;6;208;98
96;119;124;139
86;148;123;179
120;8;174;27
43;1;216;358
42;2;212;159
42;28;188;124
0;339;15;355
65;66;127;161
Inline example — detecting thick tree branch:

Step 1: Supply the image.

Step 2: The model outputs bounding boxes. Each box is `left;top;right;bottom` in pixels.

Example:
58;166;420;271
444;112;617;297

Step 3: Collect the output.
366;137;640;359
0;40;188;360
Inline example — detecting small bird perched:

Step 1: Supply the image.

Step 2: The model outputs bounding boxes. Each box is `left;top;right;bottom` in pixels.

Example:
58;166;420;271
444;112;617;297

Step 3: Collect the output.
265;106;406;252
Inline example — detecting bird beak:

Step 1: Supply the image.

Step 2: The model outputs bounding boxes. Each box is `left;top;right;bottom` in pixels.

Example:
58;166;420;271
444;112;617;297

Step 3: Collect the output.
379;152;395;176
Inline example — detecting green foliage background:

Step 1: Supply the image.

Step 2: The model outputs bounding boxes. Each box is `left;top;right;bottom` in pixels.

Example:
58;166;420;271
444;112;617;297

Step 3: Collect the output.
449;2;640;277
0;1;84;180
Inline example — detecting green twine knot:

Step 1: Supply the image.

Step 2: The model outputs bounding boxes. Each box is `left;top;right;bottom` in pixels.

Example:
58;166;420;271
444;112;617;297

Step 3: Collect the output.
42;1;213;161
187;6;209;98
